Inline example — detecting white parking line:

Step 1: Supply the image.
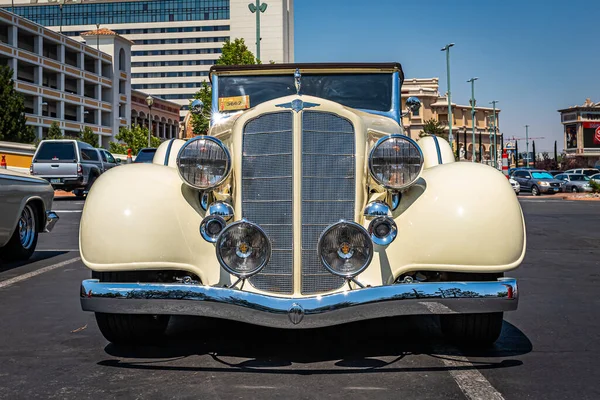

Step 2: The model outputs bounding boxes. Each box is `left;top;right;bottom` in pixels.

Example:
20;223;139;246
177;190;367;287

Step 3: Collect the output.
434;346;505;400
0;257;81;289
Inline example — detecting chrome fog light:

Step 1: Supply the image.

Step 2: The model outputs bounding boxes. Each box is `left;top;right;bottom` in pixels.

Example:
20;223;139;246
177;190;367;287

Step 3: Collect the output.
318;221;373;278
216;220;271;278
368;216;397;246
200;215;227;243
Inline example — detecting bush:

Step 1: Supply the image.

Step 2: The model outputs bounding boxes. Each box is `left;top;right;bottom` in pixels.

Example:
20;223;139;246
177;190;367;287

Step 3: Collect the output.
590;180;600;194
109;124;160;155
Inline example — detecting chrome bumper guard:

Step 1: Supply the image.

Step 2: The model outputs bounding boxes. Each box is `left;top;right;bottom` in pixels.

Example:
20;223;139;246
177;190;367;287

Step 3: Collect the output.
80;278;518;329
45;211;59;233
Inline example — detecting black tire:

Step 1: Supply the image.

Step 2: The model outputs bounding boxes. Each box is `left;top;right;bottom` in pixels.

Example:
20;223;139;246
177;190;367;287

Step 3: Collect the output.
1;204;39;261
72;189;84;198
531;185;539;196
85;174;98;193
440;312;504;347
92;271;170;345
95;313;170;345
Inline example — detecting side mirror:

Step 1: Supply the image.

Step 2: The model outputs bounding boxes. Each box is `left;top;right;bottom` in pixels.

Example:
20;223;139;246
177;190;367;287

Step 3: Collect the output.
190;99;204;115
405;97;421;114
116;158;122;164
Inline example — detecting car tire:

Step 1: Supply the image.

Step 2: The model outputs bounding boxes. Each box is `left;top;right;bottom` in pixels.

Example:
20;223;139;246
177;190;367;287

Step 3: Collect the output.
531;185;539;196
85;174;98;193
515;190;520;195
92;271;170;345
0;204;39;261
572;187;578;193
440;312;504;347
73;189;84;198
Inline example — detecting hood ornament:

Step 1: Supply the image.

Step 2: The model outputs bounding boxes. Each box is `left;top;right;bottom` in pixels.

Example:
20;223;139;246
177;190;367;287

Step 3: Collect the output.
294;68;301;95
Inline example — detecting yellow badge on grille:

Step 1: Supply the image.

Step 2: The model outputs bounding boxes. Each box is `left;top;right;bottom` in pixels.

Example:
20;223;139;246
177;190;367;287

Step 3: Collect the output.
219;95;250;111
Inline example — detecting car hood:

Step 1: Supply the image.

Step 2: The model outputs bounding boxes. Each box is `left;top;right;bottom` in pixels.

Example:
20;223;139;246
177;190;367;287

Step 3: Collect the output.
0;168;50;184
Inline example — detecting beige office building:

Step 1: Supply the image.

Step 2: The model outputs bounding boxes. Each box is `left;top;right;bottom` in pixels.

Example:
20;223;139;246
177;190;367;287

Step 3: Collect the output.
0;8;132;147
558;98;600;168
3;0;294;118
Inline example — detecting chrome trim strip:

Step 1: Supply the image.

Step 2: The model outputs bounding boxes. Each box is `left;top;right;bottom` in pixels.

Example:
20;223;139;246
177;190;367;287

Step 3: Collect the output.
163;138;175;166
431;134;443;165
45;211;59;233
80;278;518;329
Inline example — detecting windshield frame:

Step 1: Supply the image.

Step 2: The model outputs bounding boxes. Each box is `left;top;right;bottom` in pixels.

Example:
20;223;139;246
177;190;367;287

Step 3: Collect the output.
211;71;401;124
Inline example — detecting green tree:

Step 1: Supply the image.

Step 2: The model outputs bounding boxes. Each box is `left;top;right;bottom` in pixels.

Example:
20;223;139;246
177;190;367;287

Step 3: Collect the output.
216;38;260;66
189;81;212;135
419;119;447;138
0;65;36;144
46;121;63;139
79;126;99;147
189;38;259;134
109;124;160;155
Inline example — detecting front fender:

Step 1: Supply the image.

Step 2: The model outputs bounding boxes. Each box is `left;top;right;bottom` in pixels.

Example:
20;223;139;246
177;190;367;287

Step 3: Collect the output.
360;161;526;285
79;164;224;285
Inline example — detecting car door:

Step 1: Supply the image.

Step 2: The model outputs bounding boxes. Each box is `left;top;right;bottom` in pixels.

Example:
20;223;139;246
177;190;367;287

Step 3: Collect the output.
514;171;528;190
102;150;118;169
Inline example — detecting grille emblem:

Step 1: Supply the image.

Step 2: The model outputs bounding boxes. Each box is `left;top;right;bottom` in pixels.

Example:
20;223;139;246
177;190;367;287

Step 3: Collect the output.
276;99;320;113
288;303;304;325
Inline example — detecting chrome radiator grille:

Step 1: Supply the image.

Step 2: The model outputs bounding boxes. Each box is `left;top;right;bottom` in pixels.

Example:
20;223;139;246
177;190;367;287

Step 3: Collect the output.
301;112;355;294
242;112;294;294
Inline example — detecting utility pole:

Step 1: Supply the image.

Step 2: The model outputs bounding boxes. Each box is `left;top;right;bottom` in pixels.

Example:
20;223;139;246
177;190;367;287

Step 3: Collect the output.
248;1;268;62
525;125;530;166
490;100;499;168
441;43;455;150
467;77;478;162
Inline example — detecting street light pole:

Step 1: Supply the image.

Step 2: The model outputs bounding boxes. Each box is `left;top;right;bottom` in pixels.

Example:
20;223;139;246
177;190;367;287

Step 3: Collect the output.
96;23;100;51
248;1;268;62
490;100;499;168
467;77;478;162
441;43;455;150
146;95;154;147
525;125;530;166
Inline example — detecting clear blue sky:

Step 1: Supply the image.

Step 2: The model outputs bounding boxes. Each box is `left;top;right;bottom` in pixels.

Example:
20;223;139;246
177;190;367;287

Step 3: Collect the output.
294;0;600;153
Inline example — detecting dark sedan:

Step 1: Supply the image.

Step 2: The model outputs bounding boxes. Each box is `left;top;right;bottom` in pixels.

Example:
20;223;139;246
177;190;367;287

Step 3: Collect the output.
511;169;563;196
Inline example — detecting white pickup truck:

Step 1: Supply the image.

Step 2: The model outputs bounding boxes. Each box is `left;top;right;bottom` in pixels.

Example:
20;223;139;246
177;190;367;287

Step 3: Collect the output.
30;140;119;196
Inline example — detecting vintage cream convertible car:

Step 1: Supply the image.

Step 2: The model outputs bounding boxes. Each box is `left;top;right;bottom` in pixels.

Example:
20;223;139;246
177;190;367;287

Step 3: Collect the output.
80;63;525;346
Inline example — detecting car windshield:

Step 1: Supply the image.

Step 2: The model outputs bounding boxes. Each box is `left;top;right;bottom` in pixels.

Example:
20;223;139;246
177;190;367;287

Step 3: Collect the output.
217;73;393;112
531;172;553;179
35;142;76;161
570;175;589;181
135;149;156;163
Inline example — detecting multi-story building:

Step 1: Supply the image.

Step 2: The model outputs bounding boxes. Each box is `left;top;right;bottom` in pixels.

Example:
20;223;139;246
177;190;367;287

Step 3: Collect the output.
558;98;600;168
3;0;294;118
0;8;132;147
402;77;502;162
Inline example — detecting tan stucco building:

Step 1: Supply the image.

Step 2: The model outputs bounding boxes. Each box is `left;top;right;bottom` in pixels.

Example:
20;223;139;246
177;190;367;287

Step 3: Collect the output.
558;98;600;168
402;78;501;162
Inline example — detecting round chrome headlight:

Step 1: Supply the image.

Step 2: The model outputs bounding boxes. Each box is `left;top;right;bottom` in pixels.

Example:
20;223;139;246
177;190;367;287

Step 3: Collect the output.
318;221;373;278
177;136;231;190
369;135;423;190
216;220;271;278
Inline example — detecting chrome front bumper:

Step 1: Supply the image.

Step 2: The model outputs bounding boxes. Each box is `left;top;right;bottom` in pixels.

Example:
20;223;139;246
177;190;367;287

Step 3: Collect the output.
80;277;518;329
45;211;59;233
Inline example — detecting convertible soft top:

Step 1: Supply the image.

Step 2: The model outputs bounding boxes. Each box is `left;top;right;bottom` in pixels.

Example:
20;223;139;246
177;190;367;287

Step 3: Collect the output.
209;62;404;82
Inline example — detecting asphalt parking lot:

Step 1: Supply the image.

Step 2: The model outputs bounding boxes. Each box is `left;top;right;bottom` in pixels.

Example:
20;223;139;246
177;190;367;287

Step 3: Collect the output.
0;197;599;399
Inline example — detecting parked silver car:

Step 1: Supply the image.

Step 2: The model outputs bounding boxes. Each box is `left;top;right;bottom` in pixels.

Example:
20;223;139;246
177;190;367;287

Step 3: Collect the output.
510;169;562;196
509;177;520;194
554;173;593;193
590;173;600;183
564;168;599;177
30;140;116;196
0;169;58;261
